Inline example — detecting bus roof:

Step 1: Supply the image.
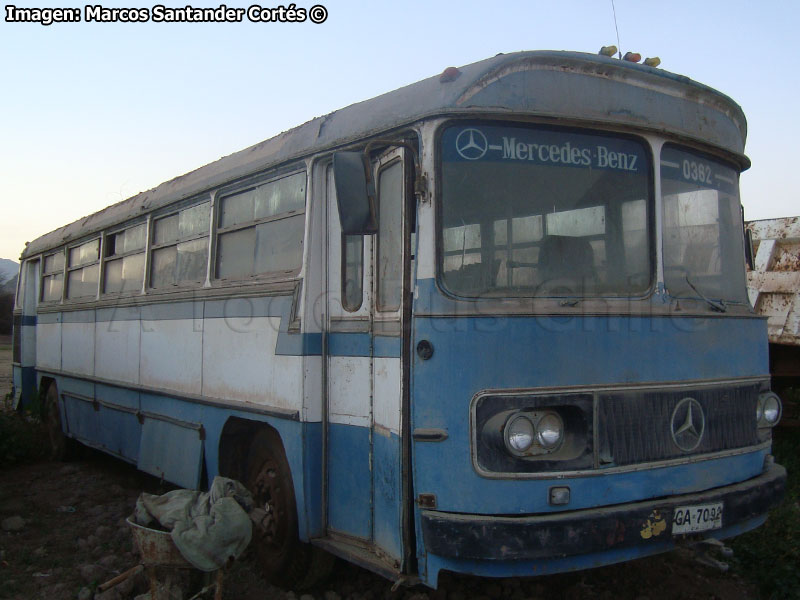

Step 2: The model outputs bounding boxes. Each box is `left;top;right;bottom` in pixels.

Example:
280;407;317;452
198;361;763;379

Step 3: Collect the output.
22;50;747;259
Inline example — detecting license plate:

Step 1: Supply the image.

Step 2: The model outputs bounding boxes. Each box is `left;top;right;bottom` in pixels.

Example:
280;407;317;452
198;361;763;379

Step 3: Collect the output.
672;502;723;534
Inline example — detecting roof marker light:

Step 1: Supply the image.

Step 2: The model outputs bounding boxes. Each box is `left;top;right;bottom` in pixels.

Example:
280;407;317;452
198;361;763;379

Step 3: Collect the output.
599;45;617;57
623;52;642;63
644;57;661;67
439;67;461;83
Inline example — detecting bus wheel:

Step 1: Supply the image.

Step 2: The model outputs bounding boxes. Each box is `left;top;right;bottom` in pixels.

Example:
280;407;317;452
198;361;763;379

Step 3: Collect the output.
43;382;72;461
246;429;334;589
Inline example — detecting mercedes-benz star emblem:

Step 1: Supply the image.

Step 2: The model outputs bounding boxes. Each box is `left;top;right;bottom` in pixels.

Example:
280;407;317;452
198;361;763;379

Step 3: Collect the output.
455;128;488;160
670;397;705;452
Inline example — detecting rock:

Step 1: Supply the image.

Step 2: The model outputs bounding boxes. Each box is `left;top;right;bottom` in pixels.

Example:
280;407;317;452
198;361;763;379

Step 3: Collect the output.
95;588;122;600
87;535;100;548
87;505;105;517
33;547;47;558
116;572;136;597
300;595;315;600
77;538;89;551
79;563;104;584
324;592;341;600
95;525;112;540
77;587;93;600
1;515;25;531
98;555;117;569
59;465;78;476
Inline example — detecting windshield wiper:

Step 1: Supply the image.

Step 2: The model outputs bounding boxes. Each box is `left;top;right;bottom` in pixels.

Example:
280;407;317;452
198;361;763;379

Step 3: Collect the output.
685;275;726;313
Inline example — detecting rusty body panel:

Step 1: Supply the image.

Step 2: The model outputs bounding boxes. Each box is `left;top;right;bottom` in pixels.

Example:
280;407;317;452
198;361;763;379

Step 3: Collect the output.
747;217;800;349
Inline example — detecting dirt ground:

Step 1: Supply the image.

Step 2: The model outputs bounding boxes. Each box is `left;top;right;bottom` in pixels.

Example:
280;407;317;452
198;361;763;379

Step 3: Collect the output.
0;340;761;600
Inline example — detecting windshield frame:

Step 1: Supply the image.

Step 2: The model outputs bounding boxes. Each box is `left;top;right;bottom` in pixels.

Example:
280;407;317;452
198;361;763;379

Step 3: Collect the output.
434;119;657;302
660;142;749;306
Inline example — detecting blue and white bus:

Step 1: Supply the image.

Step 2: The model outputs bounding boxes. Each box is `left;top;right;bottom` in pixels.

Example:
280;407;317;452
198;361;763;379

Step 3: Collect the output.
11;50;786;588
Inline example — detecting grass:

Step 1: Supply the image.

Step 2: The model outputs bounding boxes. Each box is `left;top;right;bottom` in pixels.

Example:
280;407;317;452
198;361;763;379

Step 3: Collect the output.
731;424;800;599
0;399;47;467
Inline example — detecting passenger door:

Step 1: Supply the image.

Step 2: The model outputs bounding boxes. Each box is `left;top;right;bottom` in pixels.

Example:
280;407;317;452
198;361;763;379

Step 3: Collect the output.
324;149;409;569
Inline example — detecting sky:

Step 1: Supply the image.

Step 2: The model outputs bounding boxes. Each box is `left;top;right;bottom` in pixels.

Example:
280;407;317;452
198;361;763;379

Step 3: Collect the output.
1;0;798;260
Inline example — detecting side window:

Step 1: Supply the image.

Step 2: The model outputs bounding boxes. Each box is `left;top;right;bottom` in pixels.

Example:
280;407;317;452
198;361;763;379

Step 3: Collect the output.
103;223;146;294
66;239;100;299
376;161;403;312
215;171;306;280
150;202;210;289
41;251;65;302
342;234;363;311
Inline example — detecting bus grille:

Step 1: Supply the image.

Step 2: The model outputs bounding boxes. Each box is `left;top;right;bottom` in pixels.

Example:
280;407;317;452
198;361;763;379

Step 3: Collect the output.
597;382;762;466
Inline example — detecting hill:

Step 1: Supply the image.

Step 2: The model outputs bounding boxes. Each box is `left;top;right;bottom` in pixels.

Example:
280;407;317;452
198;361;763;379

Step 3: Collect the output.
0;259;19;287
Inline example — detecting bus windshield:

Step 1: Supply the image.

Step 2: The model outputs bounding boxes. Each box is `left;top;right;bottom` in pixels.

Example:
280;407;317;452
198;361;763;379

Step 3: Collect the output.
439;123;652;298
661;144;748;304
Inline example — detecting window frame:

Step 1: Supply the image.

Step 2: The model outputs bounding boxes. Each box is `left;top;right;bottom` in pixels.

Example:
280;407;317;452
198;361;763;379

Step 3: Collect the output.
659;142;748;305
341;233;364;312
375;156;405;314
101;220;148;296
213;168;307;283
148;198;212;291
40;249;66;304
65;238;101;301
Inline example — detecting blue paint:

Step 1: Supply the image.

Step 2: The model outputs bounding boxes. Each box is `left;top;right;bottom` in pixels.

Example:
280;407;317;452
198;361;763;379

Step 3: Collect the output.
373;431;403;562
276;331;321;356
409;308;769;514
11;365;21;403
327;422;372;540
16;366;36;407
374;336;402;358
96;385;141;461
20;315;36;326
422;514;767;587
410;278;772;582
301;422;324;539
62;393;101;445
327;333;402;358
328;332;371;356
44;373;316;541
139;417;203;488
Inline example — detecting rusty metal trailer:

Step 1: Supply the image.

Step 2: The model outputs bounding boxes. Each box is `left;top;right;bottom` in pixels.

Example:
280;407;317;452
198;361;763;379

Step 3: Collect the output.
747;216;800;421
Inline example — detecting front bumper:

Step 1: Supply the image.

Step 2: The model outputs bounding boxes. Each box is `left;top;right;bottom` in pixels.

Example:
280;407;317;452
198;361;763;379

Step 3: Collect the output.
421;461;786;561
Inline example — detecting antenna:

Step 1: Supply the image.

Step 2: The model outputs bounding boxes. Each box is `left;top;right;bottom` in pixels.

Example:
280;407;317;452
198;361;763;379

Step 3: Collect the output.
611;0;622;59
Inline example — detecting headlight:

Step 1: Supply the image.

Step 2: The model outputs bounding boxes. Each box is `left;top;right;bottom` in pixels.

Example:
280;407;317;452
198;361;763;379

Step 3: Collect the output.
504;414;535;454
764;392;781;425
761;393;782;426
537;412;564;449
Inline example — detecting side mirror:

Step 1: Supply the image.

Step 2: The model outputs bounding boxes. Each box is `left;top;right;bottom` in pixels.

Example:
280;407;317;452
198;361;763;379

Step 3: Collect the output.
332;152;377;235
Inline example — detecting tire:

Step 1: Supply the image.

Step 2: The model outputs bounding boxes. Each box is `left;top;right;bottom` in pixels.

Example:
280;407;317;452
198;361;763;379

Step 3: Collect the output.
245;429;334;590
